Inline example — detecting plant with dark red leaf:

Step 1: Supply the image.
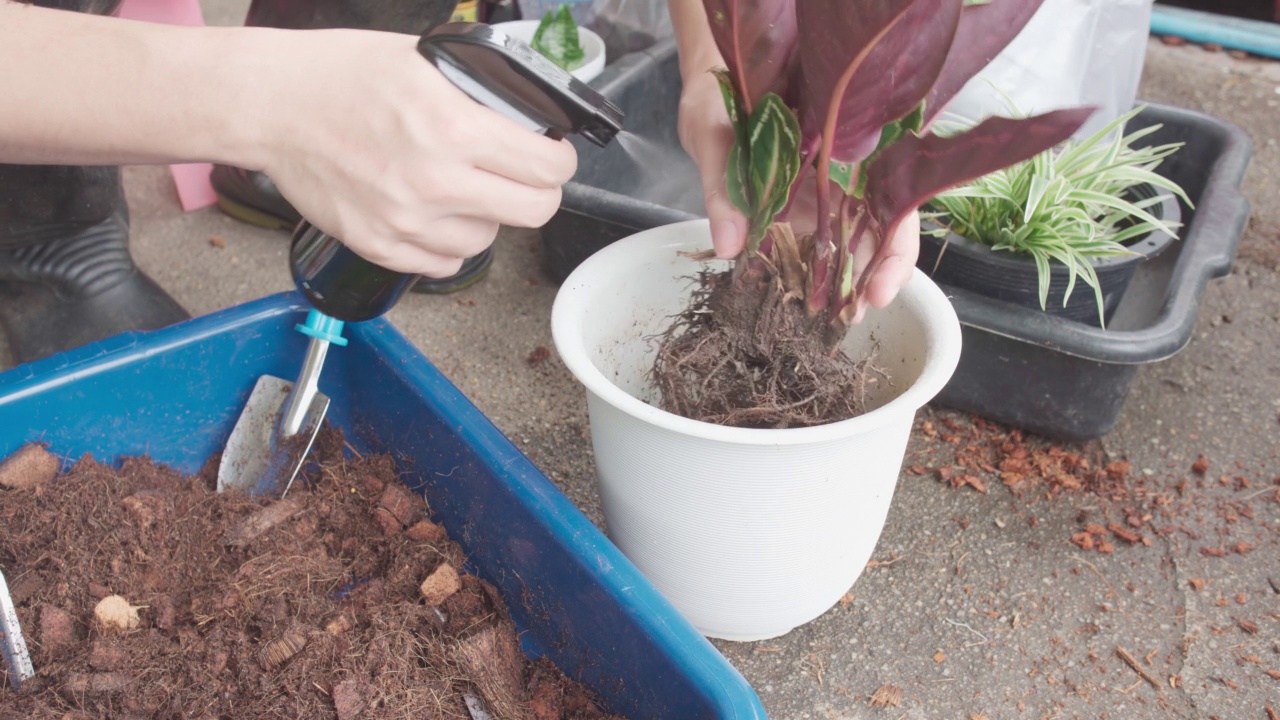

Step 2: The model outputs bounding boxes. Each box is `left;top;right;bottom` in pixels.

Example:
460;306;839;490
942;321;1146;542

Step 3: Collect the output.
706;0;1093;324
653;0;1094;427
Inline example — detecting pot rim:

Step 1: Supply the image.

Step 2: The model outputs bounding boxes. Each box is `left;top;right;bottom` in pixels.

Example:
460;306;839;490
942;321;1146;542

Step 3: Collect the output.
551;219;963;445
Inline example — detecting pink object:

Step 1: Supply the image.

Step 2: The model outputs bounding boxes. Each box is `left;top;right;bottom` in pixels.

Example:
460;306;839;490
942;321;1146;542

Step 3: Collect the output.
169;163;219;212
115;0;205;28
117;0;219;211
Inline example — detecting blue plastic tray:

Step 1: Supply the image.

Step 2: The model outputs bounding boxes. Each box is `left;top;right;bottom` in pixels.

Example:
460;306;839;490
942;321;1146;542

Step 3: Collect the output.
0;292;765;719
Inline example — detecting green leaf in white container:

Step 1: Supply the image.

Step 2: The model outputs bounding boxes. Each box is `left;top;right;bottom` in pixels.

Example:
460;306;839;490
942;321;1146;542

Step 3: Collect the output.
532;5;586;71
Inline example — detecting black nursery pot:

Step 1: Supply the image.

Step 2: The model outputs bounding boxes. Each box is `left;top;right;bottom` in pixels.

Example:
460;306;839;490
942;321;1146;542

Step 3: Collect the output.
917;185;1181;327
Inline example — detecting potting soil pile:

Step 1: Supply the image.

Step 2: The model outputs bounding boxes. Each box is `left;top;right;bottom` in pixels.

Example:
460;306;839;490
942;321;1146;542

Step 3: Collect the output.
0;431;623;719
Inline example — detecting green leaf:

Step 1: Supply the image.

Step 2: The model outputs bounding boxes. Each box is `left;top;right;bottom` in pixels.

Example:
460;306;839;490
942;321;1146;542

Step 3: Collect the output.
531;5;585;71
713;69;752;217
713;69;748;148
744;93;802;252
851;101;926;198
899;101;926;134
829;161;855;195
727;142;751;217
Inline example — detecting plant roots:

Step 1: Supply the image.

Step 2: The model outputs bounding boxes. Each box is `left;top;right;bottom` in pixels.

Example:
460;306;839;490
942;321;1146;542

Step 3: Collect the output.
651;269;878;429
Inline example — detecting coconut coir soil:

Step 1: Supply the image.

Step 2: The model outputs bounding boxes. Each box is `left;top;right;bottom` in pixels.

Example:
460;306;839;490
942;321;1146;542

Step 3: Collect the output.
0;431;622;720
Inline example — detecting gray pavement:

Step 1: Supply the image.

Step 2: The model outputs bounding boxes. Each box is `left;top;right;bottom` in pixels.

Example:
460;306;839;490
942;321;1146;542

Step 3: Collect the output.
3;7;1278;718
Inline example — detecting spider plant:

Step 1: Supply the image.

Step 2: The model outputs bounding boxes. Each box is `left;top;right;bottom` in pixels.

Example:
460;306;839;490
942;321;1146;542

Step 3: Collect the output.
925;106;1192;326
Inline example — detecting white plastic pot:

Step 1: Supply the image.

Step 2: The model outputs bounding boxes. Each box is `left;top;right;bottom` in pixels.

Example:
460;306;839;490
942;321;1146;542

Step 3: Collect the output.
551;220;963;641
493;20;607;83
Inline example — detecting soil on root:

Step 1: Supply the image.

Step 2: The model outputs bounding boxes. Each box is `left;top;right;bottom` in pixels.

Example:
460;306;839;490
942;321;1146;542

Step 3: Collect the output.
0;433;622;720
652;269;877;428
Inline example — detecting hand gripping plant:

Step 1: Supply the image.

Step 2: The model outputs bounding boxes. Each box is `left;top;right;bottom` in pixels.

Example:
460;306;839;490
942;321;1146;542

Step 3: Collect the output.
652;0;1096;428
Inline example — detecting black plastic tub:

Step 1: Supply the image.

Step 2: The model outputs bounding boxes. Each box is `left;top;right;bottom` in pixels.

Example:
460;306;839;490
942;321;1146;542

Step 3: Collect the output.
542;41;1254;441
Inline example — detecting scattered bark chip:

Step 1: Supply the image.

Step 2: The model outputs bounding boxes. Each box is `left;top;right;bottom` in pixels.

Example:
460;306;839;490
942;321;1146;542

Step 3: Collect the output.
332;676;370;720
1191;455;1210;475
405;518;448;544
93;595;140;631
379;483;425;528
869;683;903;708
40;606;77;652
420;563;461;606
0;443;59;490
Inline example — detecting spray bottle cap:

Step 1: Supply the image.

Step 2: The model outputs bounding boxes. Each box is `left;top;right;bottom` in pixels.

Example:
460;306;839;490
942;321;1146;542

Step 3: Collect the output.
418;22;623;147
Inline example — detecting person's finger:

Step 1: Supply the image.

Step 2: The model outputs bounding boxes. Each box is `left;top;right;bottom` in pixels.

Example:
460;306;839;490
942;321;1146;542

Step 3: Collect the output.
864;255;914;309
688;120;747;258
864;211;921;309
706;187;747;259
469;113;579;188
369;240;467;277
357;215;499;274
445;169;564;229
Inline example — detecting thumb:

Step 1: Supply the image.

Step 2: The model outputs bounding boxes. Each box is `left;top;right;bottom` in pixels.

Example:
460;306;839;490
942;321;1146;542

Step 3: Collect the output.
679;90;748;258
702;179;748;259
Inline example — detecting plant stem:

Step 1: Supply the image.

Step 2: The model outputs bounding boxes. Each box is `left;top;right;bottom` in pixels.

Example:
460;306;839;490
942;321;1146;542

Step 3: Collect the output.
814;6;913;211
809;6;913;315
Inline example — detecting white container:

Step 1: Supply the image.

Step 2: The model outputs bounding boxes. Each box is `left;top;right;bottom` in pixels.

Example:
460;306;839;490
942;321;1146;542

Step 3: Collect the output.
493;19;607;84
551;220;962;641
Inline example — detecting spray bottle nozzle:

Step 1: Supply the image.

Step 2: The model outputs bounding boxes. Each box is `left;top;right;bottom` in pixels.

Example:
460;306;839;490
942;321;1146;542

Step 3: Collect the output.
419;22;623;147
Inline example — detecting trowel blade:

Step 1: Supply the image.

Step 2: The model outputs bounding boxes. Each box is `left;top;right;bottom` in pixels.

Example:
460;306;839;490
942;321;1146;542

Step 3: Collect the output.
217;374;328;497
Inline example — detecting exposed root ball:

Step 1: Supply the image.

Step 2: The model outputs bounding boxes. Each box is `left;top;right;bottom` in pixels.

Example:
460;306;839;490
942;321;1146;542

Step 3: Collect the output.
652;269;876;428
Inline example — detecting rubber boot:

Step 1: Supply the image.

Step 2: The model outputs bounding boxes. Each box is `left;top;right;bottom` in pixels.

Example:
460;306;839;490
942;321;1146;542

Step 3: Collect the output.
209;0;489;294
0;166;190;366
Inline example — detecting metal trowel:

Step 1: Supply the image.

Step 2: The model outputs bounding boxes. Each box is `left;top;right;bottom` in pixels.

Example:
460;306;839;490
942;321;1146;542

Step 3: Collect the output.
217;310;346;497
217;22;622;497
0;567;34;690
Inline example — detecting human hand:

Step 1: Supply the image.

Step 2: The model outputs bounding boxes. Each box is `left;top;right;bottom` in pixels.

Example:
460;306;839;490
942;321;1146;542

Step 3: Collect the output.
676;70;749;260
676;70;919;320
243;29;577;277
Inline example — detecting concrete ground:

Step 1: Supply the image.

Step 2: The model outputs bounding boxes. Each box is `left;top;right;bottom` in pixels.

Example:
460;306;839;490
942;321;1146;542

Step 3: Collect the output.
3;4;1277;718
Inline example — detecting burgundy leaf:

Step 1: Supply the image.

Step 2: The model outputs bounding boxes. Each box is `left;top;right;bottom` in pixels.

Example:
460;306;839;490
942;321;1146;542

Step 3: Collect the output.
866;107;1093;238
797;0;963;166
702;0;799;113
857;106;1095;293
922;0;1049;128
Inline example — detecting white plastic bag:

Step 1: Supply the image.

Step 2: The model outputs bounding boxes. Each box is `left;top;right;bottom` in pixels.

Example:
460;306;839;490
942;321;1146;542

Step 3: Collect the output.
585;0;672;54
945;0;1155;138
